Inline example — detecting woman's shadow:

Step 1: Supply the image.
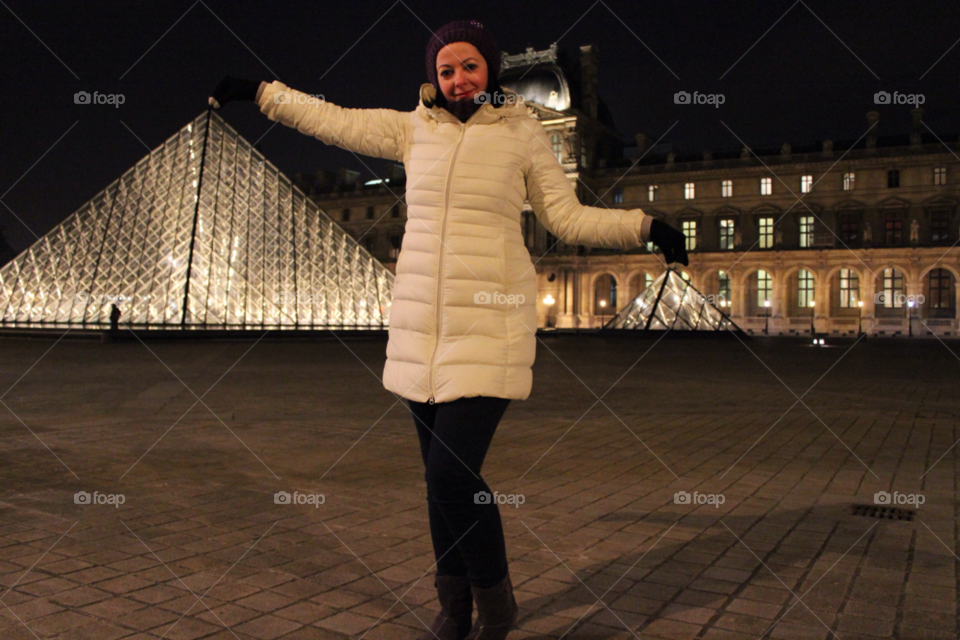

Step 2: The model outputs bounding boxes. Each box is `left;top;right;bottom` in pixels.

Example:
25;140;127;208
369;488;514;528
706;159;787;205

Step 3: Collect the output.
509;502;917;639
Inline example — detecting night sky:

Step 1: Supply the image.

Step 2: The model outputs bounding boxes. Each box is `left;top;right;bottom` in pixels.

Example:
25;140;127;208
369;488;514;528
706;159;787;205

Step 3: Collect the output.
2;1;958;254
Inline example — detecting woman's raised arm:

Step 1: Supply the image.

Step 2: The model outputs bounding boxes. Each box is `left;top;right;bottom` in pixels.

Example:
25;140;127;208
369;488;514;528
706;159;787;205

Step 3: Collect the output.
258;81;411;162
209;76;411;163
523;118;650;251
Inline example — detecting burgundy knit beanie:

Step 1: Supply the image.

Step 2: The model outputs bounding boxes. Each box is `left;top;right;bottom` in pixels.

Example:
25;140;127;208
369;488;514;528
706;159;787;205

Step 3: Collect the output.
425;19;502;105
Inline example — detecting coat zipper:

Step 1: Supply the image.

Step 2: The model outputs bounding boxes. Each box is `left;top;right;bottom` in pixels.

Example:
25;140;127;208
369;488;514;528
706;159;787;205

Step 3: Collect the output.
426;121;466;404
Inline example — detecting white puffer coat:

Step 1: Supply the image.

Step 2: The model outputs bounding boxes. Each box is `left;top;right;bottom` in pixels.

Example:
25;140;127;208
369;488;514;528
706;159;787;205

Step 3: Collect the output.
257;81;651;404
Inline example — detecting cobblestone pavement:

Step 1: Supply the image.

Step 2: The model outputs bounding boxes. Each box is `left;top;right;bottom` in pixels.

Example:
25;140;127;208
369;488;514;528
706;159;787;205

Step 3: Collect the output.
0;333;956;639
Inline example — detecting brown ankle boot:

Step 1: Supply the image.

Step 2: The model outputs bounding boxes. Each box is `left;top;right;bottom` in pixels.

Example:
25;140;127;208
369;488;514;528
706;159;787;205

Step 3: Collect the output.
464;573;518;640
417;574;474;640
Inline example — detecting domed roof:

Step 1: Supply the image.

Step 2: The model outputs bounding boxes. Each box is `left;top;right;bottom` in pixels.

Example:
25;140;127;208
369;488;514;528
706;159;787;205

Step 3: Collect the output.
499;44;571;111
500;65;570;111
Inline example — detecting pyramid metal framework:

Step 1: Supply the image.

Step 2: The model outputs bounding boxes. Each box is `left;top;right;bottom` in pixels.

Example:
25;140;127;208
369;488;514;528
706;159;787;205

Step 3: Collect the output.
0;111;394;329
604;268;742;332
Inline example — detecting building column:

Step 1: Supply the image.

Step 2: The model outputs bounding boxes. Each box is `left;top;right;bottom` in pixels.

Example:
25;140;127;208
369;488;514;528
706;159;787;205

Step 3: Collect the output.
731;275;745;325
581;270;593;327
555;268;579;329
814;272;830;333
906;271;922;336
770;271;785;335
861;273;876;334
954;281;960;324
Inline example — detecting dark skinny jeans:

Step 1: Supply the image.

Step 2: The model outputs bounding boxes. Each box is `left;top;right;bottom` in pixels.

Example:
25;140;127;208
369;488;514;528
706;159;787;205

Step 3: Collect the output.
409;395;511;588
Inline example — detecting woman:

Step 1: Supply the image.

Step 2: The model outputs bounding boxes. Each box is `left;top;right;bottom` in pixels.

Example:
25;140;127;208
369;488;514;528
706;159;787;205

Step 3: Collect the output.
210;19;687;640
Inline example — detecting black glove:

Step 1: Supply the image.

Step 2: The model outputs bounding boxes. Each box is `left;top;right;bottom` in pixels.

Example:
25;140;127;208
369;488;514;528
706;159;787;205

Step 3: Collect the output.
649;219;689;266
208;76;261;109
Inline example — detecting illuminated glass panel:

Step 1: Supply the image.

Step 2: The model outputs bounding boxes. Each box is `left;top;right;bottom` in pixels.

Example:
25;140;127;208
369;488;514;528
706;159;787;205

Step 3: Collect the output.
0;112;393;328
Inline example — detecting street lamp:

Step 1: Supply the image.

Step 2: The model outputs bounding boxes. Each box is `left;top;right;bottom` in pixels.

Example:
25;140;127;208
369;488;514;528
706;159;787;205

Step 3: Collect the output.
809;299;816;336
763;299;771;335
599;299;607;327
543;294;555;329
857;299;863;336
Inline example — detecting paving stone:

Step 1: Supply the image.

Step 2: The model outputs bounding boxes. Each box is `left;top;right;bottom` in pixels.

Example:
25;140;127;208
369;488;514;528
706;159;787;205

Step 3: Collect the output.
0;337;957;639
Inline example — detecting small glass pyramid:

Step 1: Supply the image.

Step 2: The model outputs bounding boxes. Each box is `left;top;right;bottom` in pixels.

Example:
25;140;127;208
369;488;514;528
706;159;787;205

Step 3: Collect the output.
0;111;393;329
604;268;742;332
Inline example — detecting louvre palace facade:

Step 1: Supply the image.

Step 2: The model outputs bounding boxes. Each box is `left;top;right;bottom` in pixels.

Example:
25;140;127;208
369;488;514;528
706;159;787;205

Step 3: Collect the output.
294;43;959;337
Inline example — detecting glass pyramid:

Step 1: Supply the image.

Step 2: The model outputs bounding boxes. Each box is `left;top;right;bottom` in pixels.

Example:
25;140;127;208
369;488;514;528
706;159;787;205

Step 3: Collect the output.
0;111;393;329
604;268;742;332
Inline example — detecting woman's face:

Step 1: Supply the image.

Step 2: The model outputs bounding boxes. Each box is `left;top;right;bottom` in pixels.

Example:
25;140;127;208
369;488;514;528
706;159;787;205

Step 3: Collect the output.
436;42;488;103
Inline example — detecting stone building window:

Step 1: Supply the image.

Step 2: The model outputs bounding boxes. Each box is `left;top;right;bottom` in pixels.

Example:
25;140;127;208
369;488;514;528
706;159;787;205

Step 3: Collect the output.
550;133;563;162
839;214;859;245
799;215;815;248
881;269;904;308
843;172;856;191
797;269;815;309
718;271;731;306
928;269;953;316
884;212;902;245
721;179;733;198
758;217;774;249
887;169;900;188
839;269;859;308
756;270;772;308
934;166;947;185
684;182;695;200
931;210;949;242
760;177;772;196
682;220;697;250
719;219;735;250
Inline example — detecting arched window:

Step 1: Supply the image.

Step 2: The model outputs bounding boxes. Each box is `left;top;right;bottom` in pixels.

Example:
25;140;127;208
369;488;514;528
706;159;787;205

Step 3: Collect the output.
839;269;859;308
928;269;952;312
718;271;731;307
880;268;904;308
797;269;815;308
756;270;772;308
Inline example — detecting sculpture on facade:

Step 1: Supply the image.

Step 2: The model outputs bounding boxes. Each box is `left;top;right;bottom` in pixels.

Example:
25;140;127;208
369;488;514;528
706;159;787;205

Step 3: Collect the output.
910;218;920;245
863;222;872;245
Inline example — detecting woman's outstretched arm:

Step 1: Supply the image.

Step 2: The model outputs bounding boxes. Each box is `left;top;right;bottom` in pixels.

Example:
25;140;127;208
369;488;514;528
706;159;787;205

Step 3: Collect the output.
255;81;411;162
523;118;652;251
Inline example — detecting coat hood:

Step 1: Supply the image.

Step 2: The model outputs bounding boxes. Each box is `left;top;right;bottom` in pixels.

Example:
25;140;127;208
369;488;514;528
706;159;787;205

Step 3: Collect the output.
418;83;529;124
